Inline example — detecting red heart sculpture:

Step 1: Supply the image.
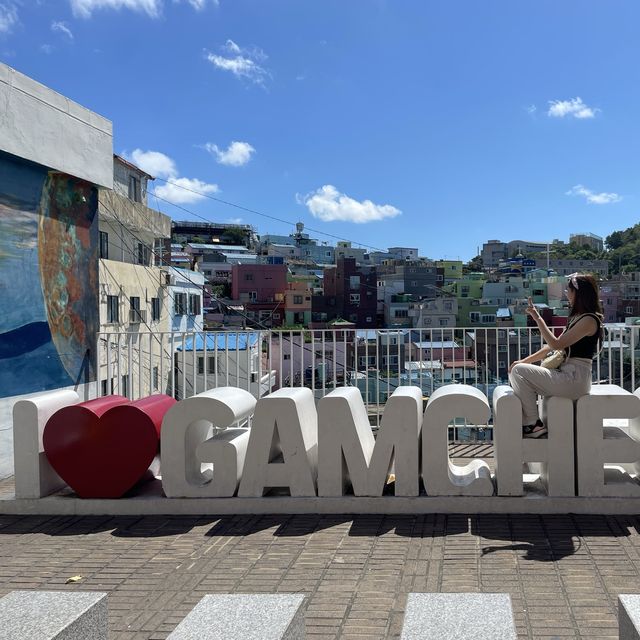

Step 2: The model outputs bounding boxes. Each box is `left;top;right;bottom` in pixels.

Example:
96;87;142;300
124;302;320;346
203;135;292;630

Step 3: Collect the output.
43;394;176;498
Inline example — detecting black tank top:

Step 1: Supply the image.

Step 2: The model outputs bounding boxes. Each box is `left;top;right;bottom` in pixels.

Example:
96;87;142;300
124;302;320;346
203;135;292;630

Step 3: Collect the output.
565;313;603;359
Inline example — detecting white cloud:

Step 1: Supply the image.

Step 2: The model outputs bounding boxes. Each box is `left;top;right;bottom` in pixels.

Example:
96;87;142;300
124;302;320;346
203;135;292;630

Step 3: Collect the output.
0;4;18;34
566;184;621;205
40;44;54;54
205;40;269;86
154;177;219;204
526;104;536;115
129;148;219;205
204;141;255;167
130;149;177;178
303;185;402;223
51;20;73;39
548;97;599;119
227;217;243;224
175;0;217;10
224;38;241;54
70;0;162;18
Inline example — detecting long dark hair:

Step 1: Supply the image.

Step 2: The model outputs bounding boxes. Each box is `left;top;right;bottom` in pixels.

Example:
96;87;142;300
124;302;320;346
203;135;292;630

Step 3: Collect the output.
567;273;604;321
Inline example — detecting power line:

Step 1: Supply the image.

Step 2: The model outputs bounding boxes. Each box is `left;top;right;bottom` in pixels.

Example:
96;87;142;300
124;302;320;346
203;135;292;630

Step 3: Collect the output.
151;176;390;253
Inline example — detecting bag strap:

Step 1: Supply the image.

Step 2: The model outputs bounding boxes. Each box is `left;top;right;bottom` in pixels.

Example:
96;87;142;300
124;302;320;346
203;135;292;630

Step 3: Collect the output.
567;312;604;355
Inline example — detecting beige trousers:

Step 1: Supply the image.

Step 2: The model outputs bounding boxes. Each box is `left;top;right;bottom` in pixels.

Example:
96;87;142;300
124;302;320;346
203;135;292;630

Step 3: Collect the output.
508;358;592;425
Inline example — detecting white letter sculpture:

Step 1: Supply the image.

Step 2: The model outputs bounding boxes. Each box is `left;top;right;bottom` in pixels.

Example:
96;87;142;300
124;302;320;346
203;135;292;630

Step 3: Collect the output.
238;388;318;497
575;384;640;497
422;385;494;496
493;386;574;496
13;389;79;498
161;387;256;498
317;386;423;497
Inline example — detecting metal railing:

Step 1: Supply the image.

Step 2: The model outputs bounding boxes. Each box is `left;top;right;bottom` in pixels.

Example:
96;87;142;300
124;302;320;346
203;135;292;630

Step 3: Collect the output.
96;324;639;441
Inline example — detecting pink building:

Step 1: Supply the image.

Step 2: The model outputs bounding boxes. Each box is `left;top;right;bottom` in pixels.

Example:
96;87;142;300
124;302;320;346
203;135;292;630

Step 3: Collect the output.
232;263;288;327
600;284;621;323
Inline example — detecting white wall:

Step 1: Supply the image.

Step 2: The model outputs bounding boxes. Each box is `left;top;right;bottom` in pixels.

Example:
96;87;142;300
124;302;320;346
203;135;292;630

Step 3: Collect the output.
0;63;113;188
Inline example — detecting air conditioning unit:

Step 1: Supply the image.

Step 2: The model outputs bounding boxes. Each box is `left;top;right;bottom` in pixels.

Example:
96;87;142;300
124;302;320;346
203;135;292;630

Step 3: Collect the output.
129;309;147;324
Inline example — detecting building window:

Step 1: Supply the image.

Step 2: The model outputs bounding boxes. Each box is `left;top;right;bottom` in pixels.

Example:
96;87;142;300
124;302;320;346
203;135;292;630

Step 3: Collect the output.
366;316;373;322
469;312;480;323
121;374;129;397
626;306;634;313
249;291;258;302
439;318;448;326
498;344;508;352
99;231;109;259
189;294;201;315
101;379;114;396
129;296;143;323
198;356;219;375
293;295;303;304
107;295;119;323
520;347;528;356
174;292;187;315
283;354;291;360
394;309;408;318
481;314;496;323
137;242;150;265
350;293;360;304
151;297;161;321
498;361;506;370
129;175;141;202
244;273;254;281
436;274;444;282
349;275;360;289
152;366;159;390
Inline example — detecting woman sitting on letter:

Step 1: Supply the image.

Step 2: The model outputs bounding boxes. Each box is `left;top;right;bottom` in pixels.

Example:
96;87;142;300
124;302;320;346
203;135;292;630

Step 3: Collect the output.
508;273;604;438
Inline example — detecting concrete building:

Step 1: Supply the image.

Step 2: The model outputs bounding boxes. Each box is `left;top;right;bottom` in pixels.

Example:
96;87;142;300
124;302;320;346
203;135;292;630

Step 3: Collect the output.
481;240;508;269
384;294;412;328
97;156;172;400
312;259;377;328
388;247;420;261
165;267;205;333
269;331;351;390
231;263;288;328
409;297;458;328
570;232;604;251
171;220;255;247
0;63;113;478
173;332;274;400
377;261;439;301
548;259;609;279
335;241;369;264
284;281;312;326
435;260;464;283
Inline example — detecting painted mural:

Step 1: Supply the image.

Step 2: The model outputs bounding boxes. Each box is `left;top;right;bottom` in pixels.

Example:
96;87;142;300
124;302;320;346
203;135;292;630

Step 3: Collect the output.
0;151;99;398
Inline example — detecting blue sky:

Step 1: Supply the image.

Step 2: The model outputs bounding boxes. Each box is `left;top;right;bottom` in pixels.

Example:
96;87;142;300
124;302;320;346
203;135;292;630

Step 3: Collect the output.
1;0;638;261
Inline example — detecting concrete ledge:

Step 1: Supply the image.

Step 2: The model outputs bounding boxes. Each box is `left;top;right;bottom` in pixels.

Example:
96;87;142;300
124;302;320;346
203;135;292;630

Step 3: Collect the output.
0;590;107;640
167;594;306;639
401;593;516;639
619;595;640;640
5;490;640;515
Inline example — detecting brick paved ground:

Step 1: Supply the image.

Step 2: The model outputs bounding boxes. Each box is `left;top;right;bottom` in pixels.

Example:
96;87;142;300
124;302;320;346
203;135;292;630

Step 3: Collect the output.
0;513;639;639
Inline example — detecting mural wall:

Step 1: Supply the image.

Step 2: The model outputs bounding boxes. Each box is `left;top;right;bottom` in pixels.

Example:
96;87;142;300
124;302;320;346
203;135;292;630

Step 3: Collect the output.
0;151;99;398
